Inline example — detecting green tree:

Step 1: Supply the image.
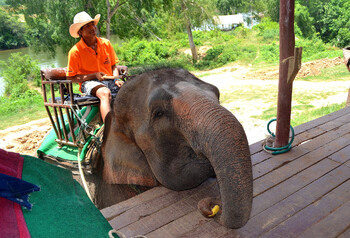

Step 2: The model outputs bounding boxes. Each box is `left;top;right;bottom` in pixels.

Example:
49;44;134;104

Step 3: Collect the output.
5;0;93;54
215;0;267;15
166;0;216;63
294;2;315;39
265;0;279;22
110;0;171;41
5;0;172;54
216;0;246;15
0;9;27;49
316;0;350;46
297;0;328;21
296;0;350;46
105;0;127;40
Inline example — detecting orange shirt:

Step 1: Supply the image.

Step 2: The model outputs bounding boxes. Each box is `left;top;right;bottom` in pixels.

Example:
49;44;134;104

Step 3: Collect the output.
67;37;119;90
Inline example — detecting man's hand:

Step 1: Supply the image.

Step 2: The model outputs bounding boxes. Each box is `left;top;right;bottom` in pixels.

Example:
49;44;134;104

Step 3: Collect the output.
114;79;124;88
96;72;106;81
112;65;123;87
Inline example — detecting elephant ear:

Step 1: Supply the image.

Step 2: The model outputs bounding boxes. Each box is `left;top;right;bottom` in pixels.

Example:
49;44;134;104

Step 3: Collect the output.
102;112;158;187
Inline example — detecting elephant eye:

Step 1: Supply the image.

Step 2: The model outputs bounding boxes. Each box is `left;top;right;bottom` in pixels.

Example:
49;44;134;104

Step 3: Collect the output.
155;111;164;118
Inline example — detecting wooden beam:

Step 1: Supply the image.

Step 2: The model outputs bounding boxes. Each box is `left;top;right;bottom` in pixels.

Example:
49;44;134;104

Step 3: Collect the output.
275;0;296;147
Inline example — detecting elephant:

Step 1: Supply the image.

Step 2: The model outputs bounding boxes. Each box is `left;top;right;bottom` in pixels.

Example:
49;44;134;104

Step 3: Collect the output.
100;67;253;229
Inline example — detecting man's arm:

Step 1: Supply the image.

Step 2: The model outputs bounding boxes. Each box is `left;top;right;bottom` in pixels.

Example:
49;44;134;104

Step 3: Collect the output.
112;64;124;87
112;64;119;77
67;72;106;83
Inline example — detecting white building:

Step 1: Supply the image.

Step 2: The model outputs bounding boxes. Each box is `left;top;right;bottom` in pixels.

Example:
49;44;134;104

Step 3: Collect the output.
213;14;244;31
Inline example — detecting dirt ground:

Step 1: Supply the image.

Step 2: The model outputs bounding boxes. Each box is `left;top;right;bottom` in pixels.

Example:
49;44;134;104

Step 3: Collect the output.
0;118;52;156
0;57;349;156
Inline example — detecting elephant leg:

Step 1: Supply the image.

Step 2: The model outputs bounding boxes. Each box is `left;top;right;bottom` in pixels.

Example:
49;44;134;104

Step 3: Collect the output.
94;182;140;209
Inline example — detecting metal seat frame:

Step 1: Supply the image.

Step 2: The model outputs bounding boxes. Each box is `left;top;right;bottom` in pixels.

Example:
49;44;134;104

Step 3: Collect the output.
40;66;127;149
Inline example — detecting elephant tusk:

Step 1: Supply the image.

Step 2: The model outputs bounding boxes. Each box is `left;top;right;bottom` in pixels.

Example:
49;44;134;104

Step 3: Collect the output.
208;205;220;217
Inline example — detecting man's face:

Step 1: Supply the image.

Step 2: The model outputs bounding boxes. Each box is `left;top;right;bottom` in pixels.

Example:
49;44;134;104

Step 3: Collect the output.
79;21;96;38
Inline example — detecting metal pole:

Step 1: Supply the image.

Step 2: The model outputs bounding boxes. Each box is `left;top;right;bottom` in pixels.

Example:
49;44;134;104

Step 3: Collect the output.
275;0;295;147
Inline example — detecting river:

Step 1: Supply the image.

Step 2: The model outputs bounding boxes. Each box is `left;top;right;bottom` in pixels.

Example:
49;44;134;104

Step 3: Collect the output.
0;35;122;96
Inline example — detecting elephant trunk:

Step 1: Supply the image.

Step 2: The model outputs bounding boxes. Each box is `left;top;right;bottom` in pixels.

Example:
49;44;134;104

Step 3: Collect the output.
174;93;253;228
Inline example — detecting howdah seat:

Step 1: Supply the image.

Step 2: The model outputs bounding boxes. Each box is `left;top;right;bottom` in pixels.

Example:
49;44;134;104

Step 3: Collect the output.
40;66;127;149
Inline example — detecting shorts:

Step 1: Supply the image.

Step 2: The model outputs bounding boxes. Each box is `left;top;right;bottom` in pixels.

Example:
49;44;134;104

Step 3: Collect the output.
81;80;119;96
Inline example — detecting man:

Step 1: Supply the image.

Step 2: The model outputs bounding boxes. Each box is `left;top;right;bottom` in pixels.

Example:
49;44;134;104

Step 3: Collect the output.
67;11;123;122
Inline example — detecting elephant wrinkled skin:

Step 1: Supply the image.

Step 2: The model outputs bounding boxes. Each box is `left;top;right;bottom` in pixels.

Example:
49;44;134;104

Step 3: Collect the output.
101;68;253;228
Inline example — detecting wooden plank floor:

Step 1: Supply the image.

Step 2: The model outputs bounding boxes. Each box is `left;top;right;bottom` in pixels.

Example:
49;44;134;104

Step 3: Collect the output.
101;106;350;238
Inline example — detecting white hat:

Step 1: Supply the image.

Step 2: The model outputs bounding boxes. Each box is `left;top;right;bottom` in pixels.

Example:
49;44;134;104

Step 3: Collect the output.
69;11;100;38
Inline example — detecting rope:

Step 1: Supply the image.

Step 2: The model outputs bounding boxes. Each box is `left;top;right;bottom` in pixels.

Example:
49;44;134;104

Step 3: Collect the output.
263;118;295;155
70;104;94;136
77;150;92;201
76;126;103;201
70;106;148;238
70;105;103;201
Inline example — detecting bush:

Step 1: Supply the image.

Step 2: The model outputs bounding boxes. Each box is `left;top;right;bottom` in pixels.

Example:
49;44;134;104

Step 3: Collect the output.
262;28;279;42
254;17;279;37
296;37;340;61
203;45;224;61
0;53;41;98
233;26;249;39
259;43;279;63
237;45;258;62
195;45;225;69
117;38;177;66
337;27;350;48
116;22;340;71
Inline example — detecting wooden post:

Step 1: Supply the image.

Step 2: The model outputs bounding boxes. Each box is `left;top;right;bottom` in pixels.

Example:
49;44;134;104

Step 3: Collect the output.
275;0;296;147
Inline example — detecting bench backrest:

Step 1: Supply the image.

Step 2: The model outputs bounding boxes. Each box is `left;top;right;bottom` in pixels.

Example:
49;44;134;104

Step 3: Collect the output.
41;66;128;80
41;67;68;80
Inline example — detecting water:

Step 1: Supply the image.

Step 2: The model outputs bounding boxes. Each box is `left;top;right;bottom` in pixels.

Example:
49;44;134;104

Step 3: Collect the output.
0;46;68;69
0;35;123;96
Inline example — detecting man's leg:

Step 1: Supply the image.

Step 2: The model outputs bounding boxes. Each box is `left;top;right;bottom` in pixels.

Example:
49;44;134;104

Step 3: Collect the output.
93;86;112;122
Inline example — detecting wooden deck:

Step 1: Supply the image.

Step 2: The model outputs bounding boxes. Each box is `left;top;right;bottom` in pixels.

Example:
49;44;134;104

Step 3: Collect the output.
101;106;350;238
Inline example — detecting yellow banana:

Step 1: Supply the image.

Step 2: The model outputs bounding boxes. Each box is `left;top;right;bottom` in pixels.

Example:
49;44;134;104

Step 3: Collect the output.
208;205;220;217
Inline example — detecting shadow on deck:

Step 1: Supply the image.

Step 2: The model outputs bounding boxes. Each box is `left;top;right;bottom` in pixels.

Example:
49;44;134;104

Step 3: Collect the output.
101;106;350;238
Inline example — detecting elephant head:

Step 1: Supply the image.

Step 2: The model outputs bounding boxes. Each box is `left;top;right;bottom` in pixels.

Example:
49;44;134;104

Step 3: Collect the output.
102;68;253;228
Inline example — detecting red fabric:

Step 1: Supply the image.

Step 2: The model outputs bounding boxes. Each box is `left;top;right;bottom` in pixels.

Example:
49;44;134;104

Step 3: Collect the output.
0;149;31;238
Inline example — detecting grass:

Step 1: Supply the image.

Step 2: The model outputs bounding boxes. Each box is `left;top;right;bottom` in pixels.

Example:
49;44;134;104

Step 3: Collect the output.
0;84;81;130
254;102;347;127
220;61;349;128
301;64;350;82
0;94;47;130
291;102;346;126
222;81;347;118
221;84;278;104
